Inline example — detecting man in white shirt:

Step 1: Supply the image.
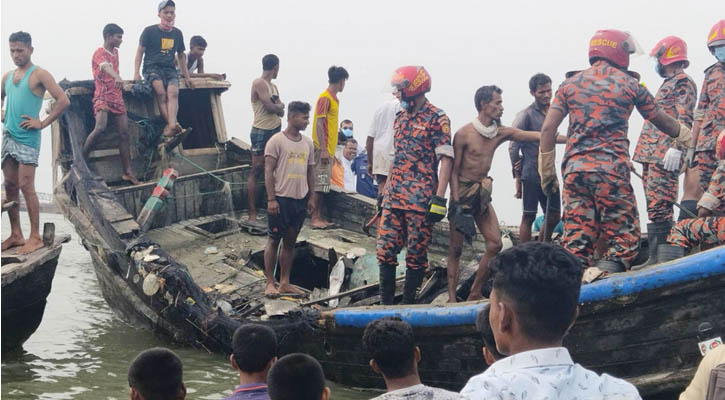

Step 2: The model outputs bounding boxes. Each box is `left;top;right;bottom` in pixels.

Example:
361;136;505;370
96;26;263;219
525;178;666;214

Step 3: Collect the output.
340;138;358;192
366;92;402;196
460;242;641;399
363;317;461;400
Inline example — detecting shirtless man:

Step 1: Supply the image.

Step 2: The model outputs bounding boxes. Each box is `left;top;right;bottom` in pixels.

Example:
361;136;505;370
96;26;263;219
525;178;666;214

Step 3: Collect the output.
447;85;565;302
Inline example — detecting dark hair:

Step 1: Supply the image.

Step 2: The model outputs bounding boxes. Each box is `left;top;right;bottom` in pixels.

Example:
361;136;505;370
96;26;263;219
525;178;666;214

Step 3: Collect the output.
232;324;277;373
328;66;349;84
345;138;358;145
262;54;279;71
362;317;416;379
9;31;32;47
161;0;176;10
528;73;552;92
474;85;502;112
190;35;207;48
475;305;504;361
102;24;124;40
490;242;583;342
340;119;353;127
268;353;326;400
288;101;311;116
128;347;184;400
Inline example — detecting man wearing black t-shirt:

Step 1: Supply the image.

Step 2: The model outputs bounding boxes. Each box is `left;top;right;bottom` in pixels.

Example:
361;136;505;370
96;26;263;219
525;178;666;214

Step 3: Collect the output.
133;0;194;138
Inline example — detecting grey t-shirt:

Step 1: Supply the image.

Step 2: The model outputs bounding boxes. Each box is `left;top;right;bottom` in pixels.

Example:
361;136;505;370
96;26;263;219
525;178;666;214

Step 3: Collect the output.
370;384;462;400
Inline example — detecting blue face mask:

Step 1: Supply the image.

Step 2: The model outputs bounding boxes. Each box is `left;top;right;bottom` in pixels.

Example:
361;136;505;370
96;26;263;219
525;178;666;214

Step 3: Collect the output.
715;46;725;63
341;128;353;137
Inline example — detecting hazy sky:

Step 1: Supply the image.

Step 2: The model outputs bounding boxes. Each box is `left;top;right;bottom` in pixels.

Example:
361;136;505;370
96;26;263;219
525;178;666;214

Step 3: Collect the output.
1;0;719;227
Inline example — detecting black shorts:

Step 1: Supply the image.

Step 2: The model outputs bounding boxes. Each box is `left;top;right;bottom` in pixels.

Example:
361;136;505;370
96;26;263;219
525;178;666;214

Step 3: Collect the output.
523;179;560;217
268;196;308;240
250;125;281;155
143;65;179;88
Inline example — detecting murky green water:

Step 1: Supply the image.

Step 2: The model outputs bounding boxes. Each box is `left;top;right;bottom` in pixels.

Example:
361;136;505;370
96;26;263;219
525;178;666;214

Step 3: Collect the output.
1;213;374;399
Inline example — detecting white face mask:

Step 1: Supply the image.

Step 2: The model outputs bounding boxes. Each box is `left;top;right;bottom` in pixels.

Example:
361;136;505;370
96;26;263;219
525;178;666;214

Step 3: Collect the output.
472;117;498;139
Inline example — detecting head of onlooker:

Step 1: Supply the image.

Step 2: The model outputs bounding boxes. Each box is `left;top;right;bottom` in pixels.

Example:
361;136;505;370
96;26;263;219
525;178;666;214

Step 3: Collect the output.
267;353;330;400
327;65;349;93
262;54;280;79
528;73;552;110
102;24;124;49
475;304;505;366
157;0;176;27
488;242;583;356
189;35;207;59
287;101;311;132
343;138;358;161
128;347;185;400
363;318;420;386
474;85;503;124
229;324;277;387
9;31;33;68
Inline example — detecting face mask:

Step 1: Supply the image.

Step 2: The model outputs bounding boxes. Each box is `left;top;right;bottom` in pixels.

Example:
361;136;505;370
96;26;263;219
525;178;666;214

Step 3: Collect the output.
341;128;353;137
715;46;725;63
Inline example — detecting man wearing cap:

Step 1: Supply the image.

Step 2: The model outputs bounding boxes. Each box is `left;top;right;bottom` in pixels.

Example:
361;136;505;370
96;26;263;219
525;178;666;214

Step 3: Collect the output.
689;20;725;194
133;0;194;139
631;36;697;268
377;66;453;305
538;29;695;273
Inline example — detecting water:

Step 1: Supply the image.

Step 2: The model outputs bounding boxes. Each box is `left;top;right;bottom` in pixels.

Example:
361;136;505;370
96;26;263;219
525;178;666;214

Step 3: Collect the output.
1;213;374;400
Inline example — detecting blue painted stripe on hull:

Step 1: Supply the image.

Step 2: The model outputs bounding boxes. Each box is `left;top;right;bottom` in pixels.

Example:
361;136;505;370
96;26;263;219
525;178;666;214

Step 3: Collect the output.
332;247;725;328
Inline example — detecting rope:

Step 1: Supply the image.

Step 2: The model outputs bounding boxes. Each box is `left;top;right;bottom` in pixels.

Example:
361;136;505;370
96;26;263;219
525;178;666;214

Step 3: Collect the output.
174;152;246;187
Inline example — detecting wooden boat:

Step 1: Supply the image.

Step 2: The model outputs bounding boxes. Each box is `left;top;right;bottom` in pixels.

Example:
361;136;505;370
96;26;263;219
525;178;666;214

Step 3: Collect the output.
1;224;70;351
52;78;724;396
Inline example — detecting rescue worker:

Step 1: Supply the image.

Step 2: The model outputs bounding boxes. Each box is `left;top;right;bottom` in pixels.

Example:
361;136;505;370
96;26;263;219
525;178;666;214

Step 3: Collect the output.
538;29;694;272
689;20;725;195
632;36;697;267
659;130;725;261
377;66;453;305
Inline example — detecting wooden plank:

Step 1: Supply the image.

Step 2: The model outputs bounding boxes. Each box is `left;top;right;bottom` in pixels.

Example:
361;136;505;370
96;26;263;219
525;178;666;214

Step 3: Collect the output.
209;92;227;143
93;195;134;223
181;148;219;156
88;149;121;158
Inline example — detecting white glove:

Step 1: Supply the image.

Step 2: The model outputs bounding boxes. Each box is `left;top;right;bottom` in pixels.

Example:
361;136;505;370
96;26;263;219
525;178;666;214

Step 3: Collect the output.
662;148;683;172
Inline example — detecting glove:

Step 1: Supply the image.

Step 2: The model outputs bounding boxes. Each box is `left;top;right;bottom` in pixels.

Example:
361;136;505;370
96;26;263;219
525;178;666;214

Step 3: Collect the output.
426;195;447;223
538;149;559;195
675;122;694;148
662;148;683;172
454;209;477;245
685;147;697;169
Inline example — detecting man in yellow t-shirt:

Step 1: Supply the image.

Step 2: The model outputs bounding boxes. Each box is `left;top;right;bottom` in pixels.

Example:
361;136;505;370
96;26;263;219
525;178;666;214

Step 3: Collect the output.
310;65;348;229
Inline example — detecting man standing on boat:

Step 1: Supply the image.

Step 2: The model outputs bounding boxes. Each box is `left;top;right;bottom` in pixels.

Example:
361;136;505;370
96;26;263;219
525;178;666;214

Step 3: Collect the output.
367;91;402;197
263;101;316;296
1;31;69;254
631;36;697;267
538;29;696;272
133;0;194;140
508;73;561;243
446;85;566;302
83;23;140;186
378;66;453;305
310;66;348;229
247;54;284;225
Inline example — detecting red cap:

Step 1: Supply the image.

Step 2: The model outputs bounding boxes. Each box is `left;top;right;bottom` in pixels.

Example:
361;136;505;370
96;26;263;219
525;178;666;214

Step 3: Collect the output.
650;36;689;68
588;29;638;69
707;20;725;49
391;66;431;98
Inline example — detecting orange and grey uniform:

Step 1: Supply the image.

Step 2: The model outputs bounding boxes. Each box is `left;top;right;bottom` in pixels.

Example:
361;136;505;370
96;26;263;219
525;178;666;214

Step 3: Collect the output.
377;100;452;271
667;161;725;249
633;72;697;222
552;60;658;267
693;62;725;191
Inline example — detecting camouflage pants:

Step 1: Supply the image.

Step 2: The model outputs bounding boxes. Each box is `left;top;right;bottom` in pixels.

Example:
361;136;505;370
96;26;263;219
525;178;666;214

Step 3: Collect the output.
695;150;718;192
377;207;431;270
641;162;678;222
562;172;641;267
667;217;725;249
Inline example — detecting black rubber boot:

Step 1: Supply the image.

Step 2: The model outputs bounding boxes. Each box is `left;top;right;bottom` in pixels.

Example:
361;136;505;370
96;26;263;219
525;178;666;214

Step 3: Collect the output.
632;221;673;270
678;200;698;221
657;244;685;263
596;259;625;273
379;264;397;305
402;268;425;304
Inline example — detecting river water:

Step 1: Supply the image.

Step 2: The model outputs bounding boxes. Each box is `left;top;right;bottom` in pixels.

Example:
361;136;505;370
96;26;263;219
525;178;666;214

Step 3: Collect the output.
1;213;374;400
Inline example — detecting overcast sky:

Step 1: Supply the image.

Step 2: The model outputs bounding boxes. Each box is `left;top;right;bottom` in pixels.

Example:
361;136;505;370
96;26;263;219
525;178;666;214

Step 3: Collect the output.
1;0;719;227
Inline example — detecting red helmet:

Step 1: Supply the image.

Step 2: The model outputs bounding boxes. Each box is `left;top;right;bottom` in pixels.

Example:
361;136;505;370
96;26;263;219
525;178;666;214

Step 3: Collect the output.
650;36;689;68
391;66;431;98
716;130;725;161
707;19;725;49
588;29;640;69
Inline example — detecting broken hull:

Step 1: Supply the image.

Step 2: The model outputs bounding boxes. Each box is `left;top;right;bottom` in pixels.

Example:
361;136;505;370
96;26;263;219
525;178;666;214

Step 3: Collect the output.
299;248;725;395
1;237;67;351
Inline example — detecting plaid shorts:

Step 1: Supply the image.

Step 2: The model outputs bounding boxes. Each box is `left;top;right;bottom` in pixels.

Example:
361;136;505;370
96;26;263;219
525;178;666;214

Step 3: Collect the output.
2;132;40;167
143;64;179;88
250;125;281;155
